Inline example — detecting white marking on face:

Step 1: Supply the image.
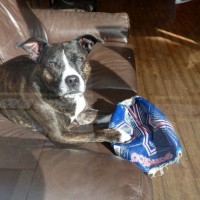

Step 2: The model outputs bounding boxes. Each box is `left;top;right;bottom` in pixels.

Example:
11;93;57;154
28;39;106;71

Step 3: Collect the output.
60;50;85;96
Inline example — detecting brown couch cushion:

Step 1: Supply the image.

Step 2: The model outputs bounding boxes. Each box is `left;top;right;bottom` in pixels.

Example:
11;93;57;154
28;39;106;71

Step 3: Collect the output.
88;42;136;90
27;149;152;200
0;114;152;200
86;42;137;112
33;9;130;43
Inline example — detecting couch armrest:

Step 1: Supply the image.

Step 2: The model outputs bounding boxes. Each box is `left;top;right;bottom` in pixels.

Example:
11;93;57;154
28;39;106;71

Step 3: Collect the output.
32;9;130;43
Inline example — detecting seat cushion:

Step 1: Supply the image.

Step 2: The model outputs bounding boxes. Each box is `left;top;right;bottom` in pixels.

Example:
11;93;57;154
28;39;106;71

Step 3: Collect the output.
26;149;152;200
0;114;152;200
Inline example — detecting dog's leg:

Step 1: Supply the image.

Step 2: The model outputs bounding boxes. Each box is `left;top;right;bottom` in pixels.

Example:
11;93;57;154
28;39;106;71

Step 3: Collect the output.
47;128;129;146
31;110;130;145
75;108;112;125
30;105;130;145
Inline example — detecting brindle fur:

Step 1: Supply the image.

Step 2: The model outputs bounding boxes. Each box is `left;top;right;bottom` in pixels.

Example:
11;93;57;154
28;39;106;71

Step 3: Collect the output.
0;37;123;146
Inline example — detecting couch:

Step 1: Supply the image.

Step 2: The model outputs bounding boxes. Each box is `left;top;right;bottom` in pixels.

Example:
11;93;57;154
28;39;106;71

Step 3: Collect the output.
0;0;152;199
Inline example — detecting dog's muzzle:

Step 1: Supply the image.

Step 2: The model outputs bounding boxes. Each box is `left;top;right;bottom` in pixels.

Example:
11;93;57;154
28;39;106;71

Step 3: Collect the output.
65;75;80;89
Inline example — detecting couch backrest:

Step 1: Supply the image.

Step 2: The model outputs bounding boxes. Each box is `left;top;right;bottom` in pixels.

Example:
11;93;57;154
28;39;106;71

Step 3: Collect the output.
33;9;130;45
0;0;131;63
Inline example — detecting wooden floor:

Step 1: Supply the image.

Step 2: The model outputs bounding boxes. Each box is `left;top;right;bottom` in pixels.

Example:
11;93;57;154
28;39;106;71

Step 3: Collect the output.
97;0;200;199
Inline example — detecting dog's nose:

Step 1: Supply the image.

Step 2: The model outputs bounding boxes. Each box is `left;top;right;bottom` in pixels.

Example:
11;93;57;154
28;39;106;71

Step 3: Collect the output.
65;75;80;88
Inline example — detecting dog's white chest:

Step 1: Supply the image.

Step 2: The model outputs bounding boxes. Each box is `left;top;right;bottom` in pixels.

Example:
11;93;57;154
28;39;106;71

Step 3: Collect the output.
71;94;86;122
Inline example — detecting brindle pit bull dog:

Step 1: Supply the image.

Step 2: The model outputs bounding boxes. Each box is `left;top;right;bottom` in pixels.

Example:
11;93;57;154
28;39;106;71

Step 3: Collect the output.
0;35;131;146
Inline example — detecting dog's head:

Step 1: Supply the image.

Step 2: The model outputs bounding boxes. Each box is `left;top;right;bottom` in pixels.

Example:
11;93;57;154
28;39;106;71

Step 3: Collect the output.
16;35;100;98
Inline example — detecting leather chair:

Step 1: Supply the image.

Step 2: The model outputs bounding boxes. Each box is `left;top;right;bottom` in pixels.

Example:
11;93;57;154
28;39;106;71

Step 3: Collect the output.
0;0;152;199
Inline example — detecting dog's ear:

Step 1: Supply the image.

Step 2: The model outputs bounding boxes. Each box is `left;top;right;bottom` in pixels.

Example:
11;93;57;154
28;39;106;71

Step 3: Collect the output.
76;35;103;53
16;38;47;62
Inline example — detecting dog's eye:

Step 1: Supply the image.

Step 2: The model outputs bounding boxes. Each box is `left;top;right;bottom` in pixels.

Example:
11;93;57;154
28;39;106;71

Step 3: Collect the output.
77;57;84;63
47;61;55;68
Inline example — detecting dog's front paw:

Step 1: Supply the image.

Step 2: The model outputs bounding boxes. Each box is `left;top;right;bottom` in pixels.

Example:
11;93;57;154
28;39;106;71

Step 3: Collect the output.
99;128;131;143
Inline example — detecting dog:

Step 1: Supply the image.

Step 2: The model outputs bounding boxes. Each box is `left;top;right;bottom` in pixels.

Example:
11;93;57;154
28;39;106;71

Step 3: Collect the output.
0;35;131;146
